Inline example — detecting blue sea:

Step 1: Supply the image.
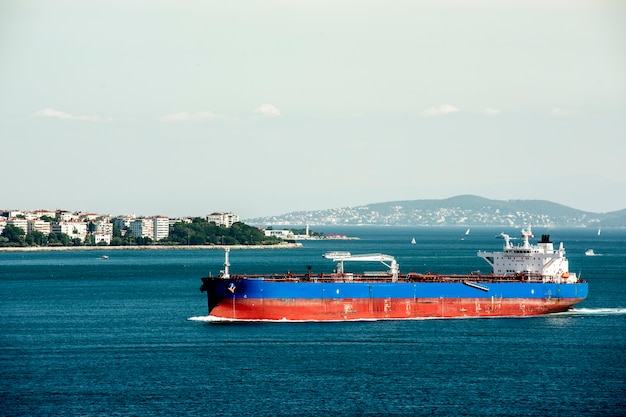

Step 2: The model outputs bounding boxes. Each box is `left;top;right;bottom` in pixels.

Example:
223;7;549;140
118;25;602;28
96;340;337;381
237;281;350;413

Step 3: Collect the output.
1;226;625;416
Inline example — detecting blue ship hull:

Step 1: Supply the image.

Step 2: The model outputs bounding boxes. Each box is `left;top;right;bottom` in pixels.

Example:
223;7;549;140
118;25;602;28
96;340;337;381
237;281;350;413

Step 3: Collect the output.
201;277;588;321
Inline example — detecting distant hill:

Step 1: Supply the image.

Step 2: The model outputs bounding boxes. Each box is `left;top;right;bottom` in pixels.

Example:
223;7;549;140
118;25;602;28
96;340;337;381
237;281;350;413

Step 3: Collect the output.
245;195;626;227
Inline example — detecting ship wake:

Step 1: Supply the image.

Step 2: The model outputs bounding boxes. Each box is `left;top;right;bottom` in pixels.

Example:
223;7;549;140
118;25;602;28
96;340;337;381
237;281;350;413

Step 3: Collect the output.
562;308;626;316
188;316;225;322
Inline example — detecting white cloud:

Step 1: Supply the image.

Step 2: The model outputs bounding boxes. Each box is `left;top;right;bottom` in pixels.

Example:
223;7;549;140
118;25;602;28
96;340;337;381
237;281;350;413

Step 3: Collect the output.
423;104;459;117
551;107;574;117
481;107;501;116
34;108;102;122
254;104;281;117
160;111;227;122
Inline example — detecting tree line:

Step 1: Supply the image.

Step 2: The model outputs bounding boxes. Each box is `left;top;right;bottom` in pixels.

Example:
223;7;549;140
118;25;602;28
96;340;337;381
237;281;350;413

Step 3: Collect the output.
166;218;281;246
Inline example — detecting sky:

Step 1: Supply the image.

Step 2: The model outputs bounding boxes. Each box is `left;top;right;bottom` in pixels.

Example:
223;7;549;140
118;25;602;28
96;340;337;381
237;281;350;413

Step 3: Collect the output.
1;0;625;219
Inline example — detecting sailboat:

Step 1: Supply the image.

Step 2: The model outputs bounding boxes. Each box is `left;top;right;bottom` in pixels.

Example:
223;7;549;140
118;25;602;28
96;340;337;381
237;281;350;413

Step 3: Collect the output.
411;237;416;244
465;228;470;235
598;228;601;236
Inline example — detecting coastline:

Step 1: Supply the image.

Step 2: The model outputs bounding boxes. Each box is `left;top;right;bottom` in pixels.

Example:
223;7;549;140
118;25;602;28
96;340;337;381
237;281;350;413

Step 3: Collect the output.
0;243;302;252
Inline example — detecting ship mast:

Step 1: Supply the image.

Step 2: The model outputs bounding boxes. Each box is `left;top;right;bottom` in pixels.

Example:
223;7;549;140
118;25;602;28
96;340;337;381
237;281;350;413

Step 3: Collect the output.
222;248;230;278
521;225;533;249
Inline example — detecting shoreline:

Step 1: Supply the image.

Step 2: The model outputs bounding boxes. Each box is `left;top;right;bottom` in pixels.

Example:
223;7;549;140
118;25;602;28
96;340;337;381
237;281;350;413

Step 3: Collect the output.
0;243;302;252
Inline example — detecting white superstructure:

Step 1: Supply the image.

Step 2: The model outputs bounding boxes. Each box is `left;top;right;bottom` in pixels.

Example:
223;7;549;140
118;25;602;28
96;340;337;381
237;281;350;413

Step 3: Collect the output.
477;226;577;283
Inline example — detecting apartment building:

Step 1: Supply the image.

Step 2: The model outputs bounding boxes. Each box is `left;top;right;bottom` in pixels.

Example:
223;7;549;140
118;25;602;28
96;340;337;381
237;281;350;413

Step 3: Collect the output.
152;216;170;241
52;221;88;242
7;218;28;235
28;219;52;235
33;209;56;219
128;216;170;241
129;218;154;240
93;233;111;245
112;215;136;230
92;220;114;236
57;210;79;222
207;212;239;227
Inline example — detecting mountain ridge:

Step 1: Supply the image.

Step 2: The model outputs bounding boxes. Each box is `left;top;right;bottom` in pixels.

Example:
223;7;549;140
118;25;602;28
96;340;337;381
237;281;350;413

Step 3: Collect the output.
245;195;626;227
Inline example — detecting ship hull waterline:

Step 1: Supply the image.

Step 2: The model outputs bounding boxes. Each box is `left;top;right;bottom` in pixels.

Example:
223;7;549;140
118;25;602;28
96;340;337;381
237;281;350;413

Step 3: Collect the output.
201;278;588;322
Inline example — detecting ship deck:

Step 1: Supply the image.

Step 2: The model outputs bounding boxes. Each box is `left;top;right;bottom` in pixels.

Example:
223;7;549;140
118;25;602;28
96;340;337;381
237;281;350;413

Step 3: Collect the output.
217;272;579;284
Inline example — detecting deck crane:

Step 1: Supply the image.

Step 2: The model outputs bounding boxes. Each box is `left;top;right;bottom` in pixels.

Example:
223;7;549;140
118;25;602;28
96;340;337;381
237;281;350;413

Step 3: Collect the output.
322;252;399;281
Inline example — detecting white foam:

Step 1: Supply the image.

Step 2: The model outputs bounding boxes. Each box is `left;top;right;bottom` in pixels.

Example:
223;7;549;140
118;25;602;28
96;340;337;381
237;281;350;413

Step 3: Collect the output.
188;316;218;322
188;315;386;323
565;308;626;315
187;315;296;323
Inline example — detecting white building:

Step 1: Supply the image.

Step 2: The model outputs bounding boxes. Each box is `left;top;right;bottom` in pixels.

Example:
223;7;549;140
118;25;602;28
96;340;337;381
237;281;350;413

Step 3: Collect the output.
128;217;169;241
6;210;24;218
92;220;113;236
33;209;56;219
57;211;79;222
93;233;112;245
78;212;101;222
129;218;154;240
28;219;51;235
152;216;170;241
112;215;136;230
170;217;192;226
7;218;28;235
207;212;239;227
52;221;88;242
24;212;40;220
264;229;295;239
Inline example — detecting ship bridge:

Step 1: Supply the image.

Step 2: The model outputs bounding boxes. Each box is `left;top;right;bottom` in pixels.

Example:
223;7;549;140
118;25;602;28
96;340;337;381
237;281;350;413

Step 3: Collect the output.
477;226;573;281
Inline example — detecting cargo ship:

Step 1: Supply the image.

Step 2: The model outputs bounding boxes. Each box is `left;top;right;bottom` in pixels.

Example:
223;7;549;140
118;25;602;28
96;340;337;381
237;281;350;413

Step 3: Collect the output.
199;227;588;321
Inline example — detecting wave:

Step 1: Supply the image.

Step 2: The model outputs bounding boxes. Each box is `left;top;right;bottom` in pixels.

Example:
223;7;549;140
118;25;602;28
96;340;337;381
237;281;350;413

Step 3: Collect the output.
187;316;299;323
565;308;626;316
188;316;367;323
188;316;217;322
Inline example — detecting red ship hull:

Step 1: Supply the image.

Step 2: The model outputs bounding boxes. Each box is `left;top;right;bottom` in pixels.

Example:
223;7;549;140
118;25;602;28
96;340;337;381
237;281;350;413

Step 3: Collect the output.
208;297;586;321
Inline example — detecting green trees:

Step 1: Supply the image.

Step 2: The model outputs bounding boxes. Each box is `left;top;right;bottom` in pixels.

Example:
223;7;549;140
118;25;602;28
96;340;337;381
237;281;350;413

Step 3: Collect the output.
84;234;95;246
0;224;81;247
25;231;47;246
47;232;72;246
165;219;282;246
109;230;137;246
0;224;25;246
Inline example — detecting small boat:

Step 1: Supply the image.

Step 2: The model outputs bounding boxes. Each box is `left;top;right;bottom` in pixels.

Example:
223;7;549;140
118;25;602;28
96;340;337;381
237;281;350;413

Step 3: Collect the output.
100;255;109;260
410;237;416;244
585;249;595;256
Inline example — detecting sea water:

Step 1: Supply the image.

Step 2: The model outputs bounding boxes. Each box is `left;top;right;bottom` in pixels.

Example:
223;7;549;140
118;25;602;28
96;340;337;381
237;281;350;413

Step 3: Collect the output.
1;226;624;416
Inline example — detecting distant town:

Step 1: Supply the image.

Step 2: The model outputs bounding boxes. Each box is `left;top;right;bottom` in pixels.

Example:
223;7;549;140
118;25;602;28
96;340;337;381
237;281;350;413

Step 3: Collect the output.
3;195;625;248
0;209;250;247
246;195;626;228
0;209;345;248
